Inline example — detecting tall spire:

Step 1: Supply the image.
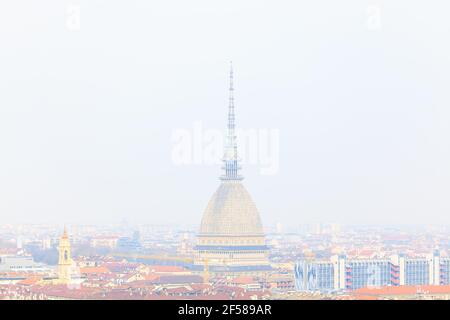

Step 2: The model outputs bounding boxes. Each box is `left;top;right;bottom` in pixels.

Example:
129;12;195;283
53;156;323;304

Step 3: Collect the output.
221;61;243;181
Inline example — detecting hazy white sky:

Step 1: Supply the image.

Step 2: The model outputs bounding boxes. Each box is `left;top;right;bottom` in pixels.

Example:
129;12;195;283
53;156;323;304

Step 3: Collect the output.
1;1;450;226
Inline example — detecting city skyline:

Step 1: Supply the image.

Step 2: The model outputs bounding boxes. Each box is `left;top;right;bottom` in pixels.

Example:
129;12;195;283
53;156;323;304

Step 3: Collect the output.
3;221;450;300
3;1;450;304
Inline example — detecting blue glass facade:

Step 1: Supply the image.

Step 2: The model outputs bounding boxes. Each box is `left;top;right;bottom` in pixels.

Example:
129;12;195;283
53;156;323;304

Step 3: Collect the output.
345;260;392;290
294;261;334;292
295;254;450;292
440;259;450;285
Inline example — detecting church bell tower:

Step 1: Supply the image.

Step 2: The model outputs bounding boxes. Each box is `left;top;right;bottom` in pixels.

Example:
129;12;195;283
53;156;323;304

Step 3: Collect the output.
58;226;73;283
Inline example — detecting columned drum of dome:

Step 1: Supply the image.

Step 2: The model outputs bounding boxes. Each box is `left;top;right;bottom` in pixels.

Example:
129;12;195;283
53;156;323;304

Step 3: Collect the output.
194;63;271;275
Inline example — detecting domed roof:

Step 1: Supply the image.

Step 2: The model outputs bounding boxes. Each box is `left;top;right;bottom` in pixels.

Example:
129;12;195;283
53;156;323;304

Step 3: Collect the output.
199;181;264;236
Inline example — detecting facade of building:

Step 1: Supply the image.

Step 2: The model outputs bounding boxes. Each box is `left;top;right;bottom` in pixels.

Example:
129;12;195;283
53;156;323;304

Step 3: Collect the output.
90;236;119;249
404;258;430;285
345;259;393;290
0;255;49;273
294;260;334;291
440;257;450;285
295;251;450;292
194;64;270;275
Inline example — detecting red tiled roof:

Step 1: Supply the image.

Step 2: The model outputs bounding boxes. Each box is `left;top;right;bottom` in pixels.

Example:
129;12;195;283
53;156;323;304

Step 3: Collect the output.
352;294;379;300
190;283;211;291
149;266;187;273
230;276;255;285
80;266;110;274
144;274;160;281
358;250;375;257
30;285;101;299
17;276;42;286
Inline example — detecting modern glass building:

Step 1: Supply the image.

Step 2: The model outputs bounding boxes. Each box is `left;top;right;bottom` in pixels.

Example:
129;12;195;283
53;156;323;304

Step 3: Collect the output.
345;260;392;290
294;260;334;291
295;252;448;292
440;258;450;285
404;259;429;285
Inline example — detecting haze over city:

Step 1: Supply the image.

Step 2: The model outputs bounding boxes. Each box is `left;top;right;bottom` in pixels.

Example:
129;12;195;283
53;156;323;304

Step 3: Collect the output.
4;1;450;306
1;1;450;227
